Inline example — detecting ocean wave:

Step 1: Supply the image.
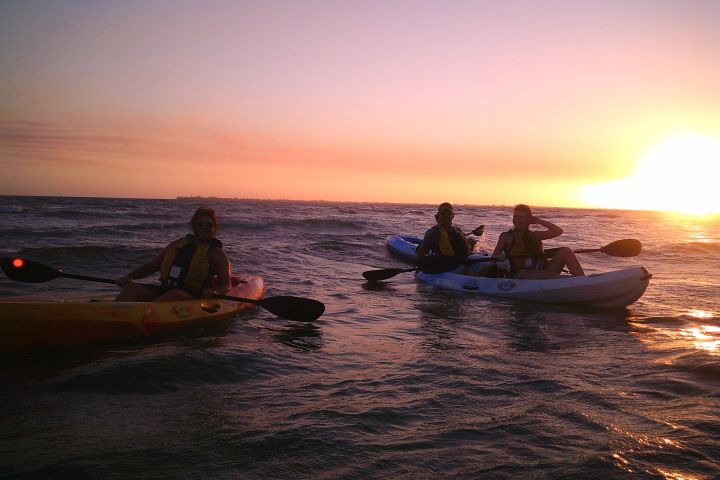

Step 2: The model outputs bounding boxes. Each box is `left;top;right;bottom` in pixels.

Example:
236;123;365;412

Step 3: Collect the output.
16;208;172;221
11;245;160;267
220;217;371;230
83;222;188;233
643;241;719;261
275;217;370;229
0;222;189;240
668;351;720;381
309;239;369;252
220;219;271;229
0;205;25;214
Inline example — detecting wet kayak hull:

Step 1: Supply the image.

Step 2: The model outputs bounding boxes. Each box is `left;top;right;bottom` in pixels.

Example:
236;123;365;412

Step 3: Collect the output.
0;275;264;353
416;266;651;308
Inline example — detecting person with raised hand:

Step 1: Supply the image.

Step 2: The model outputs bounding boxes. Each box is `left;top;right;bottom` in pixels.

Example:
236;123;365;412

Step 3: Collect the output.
492;204;584;279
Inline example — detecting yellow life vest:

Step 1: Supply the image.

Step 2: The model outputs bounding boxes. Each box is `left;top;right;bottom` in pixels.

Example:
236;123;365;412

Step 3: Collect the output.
506;229;545;273
159;235;220;294
423;226;469;259
437;228;456;257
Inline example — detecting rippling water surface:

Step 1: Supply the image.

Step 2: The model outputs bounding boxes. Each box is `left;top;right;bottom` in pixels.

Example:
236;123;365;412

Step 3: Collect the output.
1;196;719;479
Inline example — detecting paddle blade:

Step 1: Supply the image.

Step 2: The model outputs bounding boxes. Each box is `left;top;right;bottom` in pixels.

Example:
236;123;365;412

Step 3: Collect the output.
470;225;485;236
417;256;463;274
259;296;325;322
362;267;414;281
600;239;642;257
0;257;61;283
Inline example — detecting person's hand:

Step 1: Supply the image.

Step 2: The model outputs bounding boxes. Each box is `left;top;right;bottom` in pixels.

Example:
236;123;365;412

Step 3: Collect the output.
116;275;132;286
201;288;219;298
494;251;506;261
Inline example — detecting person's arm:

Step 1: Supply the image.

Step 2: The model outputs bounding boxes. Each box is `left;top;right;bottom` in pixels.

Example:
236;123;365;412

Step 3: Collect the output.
115;248;166;286
455;227;472;255
492;232;511;260
416;228;436;259
202;249;231;297
531;217;563;241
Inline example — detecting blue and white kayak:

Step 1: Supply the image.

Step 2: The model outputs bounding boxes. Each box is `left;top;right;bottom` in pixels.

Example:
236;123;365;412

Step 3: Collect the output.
386;234;489;264
386;235;423;263
416;265;651;308
386;234;650;308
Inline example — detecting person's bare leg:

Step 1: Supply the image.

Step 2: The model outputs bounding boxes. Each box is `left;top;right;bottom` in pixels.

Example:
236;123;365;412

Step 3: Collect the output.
545;247;585;276
153;288;195;301
115;283;161;301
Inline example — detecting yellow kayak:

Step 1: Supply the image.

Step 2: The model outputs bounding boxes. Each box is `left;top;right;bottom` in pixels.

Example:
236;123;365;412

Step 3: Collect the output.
0;275;264;354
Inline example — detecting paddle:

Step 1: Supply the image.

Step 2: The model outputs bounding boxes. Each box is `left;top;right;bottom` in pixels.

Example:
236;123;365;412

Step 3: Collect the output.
362;238;642;281
362;267;418;282
365;226;485;282
361;255;477;281
0;257;325;322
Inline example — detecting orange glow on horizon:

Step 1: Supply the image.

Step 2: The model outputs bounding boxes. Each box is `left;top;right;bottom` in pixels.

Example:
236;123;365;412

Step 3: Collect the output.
0;3;718;205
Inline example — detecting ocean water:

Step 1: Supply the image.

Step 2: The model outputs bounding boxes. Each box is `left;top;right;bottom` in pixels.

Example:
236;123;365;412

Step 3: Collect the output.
0;195;718;479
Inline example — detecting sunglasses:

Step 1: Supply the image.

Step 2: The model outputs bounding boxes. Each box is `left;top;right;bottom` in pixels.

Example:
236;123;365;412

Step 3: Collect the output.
194;221;215;228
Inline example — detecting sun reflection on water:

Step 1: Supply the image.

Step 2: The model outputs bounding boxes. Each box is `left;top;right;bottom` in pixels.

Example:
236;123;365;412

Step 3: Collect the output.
675;326;719;355
655;469;703;480
609;423;694;478
631;309;719;356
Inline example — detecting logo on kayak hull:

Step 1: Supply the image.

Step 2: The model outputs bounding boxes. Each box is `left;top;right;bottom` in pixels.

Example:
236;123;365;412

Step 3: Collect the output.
171;305;194;319
497;281;516;291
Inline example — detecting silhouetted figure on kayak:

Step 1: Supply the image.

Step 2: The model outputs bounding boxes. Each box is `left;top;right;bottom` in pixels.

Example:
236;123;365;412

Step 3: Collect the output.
417;202;473;262
492;204;585;279
115;206;232;301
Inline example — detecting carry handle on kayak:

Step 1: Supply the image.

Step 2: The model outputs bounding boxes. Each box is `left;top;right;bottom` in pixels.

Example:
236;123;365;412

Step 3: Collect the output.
1;257;325;323
362;239;642;281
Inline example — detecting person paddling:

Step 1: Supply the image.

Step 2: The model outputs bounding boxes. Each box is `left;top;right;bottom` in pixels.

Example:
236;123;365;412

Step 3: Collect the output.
417;202;474;262
115;206;231;301
492;204;584;279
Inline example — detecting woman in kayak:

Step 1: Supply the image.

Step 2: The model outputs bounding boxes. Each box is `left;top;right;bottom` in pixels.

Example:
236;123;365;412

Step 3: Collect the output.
492;204;585;279
115;206;232;301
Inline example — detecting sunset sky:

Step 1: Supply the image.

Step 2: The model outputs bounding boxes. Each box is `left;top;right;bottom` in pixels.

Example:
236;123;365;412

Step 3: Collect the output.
1;0;719;212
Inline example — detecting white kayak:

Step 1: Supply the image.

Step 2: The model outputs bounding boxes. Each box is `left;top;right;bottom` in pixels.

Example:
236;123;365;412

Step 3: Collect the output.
386;235;423;263
416;265;651;308
386;234;651;308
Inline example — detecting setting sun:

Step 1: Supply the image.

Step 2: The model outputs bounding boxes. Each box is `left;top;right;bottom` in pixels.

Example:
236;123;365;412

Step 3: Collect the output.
580;134;720;215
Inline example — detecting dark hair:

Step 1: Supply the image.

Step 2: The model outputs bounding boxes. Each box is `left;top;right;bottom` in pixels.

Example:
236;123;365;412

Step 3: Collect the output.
436;202;454;214
513;204;532;217
191;206;219;231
